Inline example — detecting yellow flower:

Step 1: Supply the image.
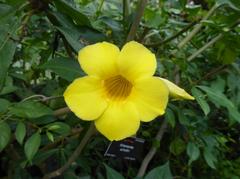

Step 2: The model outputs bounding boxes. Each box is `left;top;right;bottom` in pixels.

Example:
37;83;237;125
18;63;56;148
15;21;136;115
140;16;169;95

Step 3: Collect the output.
64;41;194;141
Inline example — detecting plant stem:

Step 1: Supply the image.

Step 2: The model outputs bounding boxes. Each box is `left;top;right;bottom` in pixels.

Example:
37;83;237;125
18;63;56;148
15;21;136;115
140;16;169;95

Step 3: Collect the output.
53;107;71;116
43;122;96;179
96;0;104;18
21;94;62;102
187;18;240;61
193;65;227;85
187;34;222;61
40;127;83;152
145;21;197;47
137;119;168;177
177;4;218;49
126;0;148;42
123;0;130;22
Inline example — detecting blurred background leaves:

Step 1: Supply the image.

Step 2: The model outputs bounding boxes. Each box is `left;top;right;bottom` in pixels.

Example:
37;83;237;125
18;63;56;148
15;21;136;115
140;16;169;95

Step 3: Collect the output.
0;0;240;178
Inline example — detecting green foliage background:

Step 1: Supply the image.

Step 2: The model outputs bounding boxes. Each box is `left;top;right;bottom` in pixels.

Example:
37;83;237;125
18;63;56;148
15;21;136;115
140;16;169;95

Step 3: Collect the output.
0;0;240;178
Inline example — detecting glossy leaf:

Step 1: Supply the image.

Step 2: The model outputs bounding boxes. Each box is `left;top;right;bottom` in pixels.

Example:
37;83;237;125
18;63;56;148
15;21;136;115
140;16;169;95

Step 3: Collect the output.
191;87;210;115
216;0;240;11
0;41;16;91
15;122;26;145
187;142;200;164
165;108;175;127
170;137;186;156
56;26;83;52
144;162;172;179
0;98;10;113
46;131;54;142
24;132;41;161
0;122;11;151
9;101;53;118
203;148;217;169
104;164;125;179
46;122;71;135
197;86;234;108
40;57;84;81
54;0;91;27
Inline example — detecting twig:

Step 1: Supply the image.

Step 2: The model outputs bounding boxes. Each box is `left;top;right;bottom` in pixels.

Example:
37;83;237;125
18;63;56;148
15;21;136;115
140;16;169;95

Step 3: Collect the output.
43;123;96;179
139;26;151;43
21;94;62;102
62;36;75;58
187;18;240;61
177;4;218;49
187;34;223;61
41;127;83;152
21;94;47;102
53;107;71;116
123;0;130;22
145;21;197;47
126;0;148;42
96;0;105;18
137;119;168;177
193;65;227;84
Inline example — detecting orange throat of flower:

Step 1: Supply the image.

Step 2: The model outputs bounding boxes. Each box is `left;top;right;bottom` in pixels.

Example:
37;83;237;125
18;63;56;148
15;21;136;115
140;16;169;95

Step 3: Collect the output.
104;75;132;101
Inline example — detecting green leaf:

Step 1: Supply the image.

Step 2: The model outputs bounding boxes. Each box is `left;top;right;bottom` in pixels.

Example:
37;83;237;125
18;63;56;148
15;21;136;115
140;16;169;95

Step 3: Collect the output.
46;131;54;142
104;163;125;179
198;85;240;123
15;122;26;145
0;40;16;91
144;161;172;179
0;122;11;151
50;12;105;52
210;77;225;94
170;137;186;156
144;8;165;28
177;109;189;126
228;107;240;123
165;108;175;128
40;57;84;81
46;122;71;135
0;4;11;13
30;115;57;125
191;87;210;115
0;76;18;95
187;142;200;164
54;0;91;27
0;8;21;91
32;148;59;165
24;132;41;161
56;26;83;52
216;0;240;11
197;86;234;108
203;148;217;169
0;98;10;113
9;101;53;118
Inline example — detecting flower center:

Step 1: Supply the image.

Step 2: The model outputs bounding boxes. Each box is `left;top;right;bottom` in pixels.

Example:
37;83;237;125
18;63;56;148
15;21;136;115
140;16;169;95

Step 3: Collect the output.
104;75;132;100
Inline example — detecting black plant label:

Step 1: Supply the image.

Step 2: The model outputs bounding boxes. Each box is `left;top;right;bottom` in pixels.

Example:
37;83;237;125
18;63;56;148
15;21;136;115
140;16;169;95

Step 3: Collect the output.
104;137;145;161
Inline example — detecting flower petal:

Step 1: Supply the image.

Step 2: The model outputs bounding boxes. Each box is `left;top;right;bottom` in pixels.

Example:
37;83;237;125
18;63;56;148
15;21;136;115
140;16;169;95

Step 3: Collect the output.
95;102;140;141
118;41;156;82
78;42;120;78
159;78;195;100
130;77;169;122
64;76;107;120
